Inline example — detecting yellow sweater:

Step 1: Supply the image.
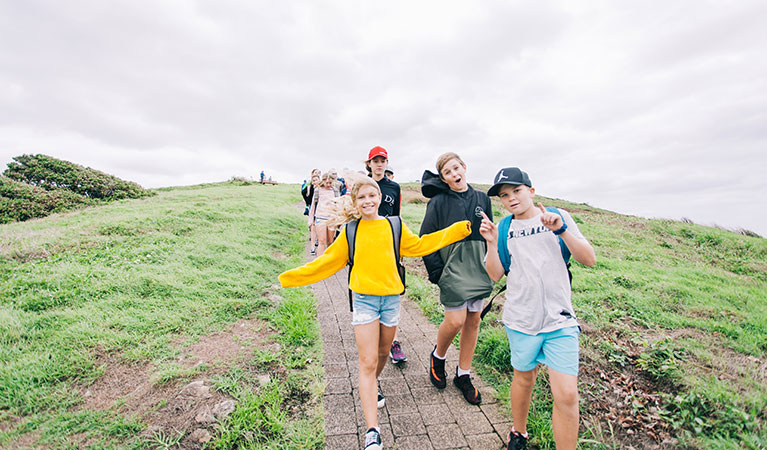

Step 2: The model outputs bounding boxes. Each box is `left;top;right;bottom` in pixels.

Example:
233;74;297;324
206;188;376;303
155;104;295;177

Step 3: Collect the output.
279;219;471;296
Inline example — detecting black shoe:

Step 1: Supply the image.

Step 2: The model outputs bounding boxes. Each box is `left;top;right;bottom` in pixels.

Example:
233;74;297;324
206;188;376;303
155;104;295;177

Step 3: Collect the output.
453;367;482;405
377;390;385;408
507;430;529;450
429;346;446;389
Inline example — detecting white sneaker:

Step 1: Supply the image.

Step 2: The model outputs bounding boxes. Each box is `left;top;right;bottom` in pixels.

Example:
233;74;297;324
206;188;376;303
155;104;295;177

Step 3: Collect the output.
364;427;382;449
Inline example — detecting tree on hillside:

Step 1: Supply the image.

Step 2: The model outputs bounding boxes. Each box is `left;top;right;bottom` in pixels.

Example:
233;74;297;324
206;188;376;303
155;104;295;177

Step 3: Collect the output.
0;176;94;223
3;154;153;201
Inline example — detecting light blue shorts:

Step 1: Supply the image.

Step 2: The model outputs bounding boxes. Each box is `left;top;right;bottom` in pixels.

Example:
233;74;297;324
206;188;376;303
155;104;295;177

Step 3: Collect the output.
351;292;400;327
504;326;580;377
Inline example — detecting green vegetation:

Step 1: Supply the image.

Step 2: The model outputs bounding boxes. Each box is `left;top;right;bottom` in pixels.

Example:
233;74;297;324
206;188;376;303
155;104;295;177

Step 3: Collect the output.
1;154;153;224
399;185;767;450
0;182;323;448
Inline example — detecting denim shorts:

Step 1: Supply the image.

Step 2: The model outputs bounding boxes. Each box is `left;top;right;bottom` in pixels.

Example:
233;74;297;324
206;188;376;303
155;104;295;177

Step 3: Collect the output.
314;216;330;226
351;292;400;327
504;326;580;376
444;298;484;313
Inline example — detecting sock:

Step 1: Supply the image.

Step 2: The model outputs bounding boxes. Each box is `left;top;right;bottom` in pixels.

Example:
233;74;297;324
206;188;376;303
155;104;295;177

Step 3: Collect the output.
457;366;471;377
511;426;528;438
432;348;446;360
367;426;380;434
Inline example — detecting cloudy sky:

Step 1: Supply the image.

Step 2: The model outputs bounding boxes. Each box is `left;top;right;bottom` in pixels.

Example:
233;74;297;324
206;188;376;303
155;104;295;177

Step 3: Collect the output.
1;1;766;235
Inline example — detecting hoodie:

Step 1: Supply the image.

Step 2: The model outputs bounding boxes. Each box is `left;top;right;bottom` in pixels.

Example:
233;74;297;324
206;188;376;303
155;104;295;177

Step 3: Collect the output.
419;170;493;306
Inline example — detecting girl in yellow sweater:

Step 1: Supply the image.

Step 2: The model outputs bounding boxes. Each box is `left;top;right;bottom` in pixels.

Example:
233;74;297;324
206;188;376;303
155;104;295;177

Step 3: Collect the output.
279;176;470;450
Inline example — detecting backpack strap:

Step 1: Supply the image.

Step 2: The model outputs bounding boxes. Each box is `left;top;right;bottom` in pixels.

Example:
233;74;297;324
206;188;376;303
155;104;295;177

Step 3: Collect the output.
346;219;360;311
386;216;406;294
545;206;571;264
496;215;513;275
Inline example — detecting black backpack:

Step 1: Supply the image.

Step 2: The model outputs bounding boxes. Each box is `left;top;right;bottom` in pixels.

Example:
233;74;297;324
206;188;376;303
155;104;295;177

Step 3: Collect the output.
345;217;406;311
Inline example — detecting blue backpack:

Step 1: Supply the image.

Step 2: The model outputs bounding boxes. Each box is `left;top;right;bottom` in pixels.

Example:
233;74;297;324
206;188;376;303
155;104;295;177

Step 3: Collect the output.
480;207;572;319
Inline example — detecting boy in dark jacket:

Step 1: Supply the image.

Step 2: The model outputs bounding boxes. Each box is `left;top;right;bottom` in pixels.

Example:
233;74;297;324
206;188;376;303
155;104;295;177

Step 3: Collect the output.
420;152;493;404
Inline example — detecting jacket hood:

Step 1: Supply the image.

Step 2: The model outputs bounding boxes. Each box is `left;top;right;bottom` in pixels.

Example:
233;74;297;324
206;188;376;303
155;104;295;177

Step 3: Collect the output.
421;170;451;198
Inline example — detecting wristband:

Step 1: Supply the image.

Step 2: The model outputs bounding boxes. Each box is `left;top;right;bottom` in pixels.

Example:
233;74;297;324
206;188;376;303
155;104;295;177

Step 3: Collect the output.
553;223;568;235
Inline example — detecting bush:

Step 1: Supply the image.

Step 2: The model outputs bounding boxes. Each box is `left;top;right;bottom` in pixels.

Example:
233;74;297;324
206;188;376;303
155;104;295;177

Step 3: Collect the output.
0;176;93;224
4;154;153;201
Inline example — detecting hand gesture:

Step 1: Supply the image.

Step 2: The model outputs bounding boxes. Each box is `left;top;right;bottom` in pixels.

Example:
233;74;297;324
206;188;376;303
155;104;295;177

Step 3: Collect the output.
537;203;563;231
479;211;498;244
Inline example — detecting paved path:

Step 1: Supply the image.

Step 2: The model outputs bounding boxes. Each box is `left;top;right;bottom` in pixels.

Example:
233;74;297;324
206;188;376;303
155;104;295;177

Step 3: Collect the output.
310;249;512;449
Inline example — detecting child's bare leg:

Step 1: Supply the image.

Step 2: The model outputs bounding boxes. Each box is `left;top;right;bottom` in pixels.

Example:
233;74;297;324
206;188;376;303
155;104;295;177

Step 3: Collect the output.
354;320;381;429
549;368;579;450
457;310;481;370
510;367;538;434
326;225;336;246
376;325;397;376
316;224;328;255
435;309;466;357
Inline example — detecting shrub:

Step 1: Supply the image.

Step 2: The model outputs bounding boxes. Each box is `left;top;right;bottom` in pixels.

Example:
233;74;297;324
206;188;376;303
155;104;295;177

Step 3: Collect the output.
4;154;153;201
0;176;93;223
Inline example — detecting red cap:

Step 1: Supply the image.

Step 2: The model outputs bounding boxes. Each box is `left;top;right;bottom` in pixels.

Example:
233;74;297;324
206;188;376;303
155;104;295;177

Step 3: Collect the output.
367;146;388;161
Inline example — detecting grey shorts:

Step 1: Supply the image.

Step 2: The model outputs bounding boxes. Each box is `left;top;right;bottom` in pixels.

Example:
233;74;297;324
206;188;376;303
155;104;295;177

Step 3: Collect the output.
444;298;484;313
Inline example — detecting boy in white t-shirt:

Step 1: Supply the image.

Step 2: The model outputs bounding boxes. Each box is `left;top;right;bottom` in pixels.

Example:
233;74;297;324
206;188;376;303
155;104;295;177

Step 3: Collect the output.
478;167;596;450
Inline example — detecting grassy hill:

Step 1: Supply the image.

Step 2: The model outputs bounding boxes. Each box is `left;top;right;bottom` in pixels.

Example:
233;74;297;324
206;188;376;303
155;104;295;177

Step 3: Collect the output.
1;181;765;449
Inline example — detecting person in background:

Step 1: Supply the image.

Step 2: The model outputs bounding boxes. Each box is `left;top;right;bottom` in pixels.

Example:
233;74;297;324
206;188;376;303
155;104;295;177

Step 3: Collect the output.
365;146;407;364
308;172;340;255
385;166;394;181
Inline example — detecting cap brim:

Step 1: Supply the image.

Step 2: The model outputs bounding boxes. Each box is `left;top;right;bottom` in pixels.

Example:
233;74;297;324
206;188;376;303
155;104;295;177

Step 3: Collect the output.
487;181;522;196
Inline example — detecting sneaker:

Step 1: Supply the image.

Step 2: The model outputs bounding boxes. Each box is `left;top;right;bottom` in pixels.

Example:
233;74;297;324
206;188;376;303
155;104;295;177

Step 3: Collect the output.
429;346;446;389
310;248;316;255
453;367;482;405
389;340;407;364
507;429;529;450
314;240;319;248
364;427;382;450
377;390;385;408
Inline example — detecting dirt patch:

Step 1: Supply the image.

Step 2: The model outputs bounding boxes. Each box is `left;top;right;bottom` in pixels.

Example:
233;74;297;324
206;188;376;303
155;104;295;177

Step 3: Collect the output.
35;317;273;449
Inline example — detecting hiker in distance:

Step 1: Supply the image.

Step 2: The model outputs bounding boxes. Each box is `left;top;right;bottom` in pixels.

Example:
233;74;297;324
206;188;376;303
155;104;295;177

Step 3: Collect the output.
307;172;340;256
479;167;595;450
279;174;471;450
364;146;407;364
420;152;493;405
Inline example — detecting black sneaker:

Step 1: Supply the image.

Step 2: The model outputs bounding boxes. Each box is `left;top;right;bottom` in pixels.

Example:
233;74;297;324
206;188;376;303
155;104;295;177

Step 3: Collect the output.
453;367;482;405
429;346;446;389
507;429;529;450
377;390;385;408
364;427;382;450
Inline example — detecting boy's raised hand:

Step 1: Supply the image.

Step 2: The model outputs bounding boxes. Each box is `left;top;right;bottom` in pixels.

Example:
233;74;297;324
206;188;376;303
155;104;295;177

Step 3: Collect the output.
478;211;498;243
537;202;563;231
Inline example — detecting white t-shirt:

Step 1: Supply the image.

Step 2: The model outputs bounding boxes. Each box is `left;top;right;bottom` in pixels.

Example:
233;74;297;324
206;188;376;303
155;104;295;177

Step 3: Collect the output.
501;209;584;335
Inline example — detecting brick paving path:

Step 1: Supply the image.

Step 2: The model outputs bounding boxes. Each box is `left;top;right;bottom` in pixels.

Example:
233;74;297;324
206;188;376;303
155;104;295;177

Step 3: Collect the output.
310;250;512;449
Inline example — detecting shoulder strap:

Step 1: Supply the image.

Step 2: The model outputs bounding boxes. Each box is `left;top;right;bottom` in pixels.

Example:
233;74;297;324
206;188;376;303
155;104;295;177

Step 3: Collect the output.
545;207;571;263
346;220;360;311
497;215;513;274
386;216;406;294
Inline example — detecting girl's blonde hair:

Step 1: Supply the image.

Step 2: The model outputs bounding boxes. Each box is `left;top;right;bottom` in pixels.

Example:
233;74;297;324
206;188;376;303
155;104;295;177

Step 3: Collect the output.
320;172;333;185
436;152;466;177
327;172;381;230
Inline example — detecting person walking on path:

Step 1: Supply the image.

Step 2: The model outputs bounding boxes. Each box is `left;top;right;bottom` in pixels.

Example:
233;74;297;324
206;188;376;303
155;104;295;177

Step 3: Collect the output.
260;170;265;184
279;175;472;450
308;172;340;255
364;146;407;364
479;167;596;450
420;152;493;405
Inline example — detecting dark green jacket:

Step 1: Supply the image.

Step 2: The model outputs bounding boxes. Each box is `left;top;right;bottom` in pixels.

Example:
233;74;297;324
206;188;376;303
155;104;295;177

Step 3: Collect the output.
419;171;493;307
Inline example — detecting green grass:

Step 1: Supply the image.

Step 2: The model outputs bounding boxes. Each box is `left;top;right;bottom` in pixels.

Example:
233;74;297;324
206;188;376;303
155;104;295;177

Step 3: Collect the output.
399;186;767;450
0;182;324;448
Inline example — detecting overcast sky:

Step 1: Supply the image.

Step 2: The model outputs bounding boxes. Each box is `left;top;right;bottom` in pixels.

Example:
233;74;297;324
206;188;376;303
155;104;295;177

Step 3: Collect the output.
1;1;766;235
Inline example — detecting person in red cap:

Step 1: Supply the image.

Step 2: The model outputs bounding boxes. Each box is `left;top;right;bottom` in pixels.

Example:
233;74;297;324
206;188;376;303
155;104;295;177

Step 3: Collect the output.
364;146;407;365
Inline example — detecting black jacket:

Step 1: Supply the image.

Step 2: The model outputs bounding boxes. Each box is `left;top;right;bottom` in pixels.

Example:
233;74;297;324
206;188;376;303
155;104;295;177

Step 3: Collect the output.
419;170;493;306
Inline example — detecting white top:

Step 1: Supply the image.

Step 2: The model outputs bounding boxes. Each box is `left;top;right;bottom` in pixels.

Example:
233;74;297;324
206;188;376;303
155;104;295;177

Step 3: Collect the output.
501;209;584;335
